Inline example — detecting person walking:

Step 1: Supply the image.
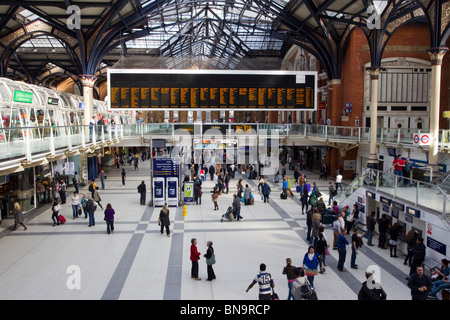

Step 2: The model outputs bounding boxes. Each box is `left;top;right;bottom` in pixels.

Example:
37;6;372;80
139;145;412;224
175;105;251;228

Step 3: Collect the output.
407;237;426;278
58;180;67;204
291;267;317;300
88;179;97;198
212;187;219;211
72;172;80;194
86;195;97;227
282;258;297;300
335;172;343;192
366;211;376;246
159;204;171;237
204;241;216;281
12;202;27;231
137;181;147;205
389;222;400;257
351;229;360;269
99;169;106;190
303;246;320;289
300;188;309;214
246;263;275;300
332;215;342;250
404;230;418;266
194;181;202;205
244;184;252;205
93;189;103;209
407;266;432;300
121;168;126;187
232;193;243;221
337;229;349;272
51;199;61;226
261;181;271;203
316;232;327;273
190;238;202;280
70;192;80;220
311;213;321;246
328;182;336;206
104;203;115;234
80;193;88;219
282;177;288;199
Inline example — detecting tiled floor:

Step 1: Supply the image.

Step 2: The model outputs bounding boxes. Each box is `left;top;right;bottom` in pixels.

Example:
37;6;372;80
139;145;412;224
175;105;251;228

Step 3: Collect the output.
0;160;413;300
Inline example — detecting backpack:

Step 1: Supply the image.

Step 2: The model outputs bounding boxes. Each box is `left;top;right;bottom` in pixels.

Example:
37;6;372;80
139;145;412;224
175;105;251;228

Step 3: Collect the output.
89;183;94;192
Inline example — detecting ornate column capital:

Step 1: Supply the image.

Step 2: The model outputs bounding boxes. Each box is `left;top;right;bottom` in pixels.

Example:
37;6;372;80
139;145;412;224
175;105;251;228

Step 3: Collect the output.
79;75;97;88
428;48;448;66
366;66;384;80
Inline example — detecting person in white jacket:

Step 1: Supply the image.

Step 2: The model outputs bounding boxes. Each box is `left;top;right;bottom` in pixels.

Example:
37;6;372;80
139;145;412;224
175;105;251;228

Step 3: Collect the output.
70;192;80;219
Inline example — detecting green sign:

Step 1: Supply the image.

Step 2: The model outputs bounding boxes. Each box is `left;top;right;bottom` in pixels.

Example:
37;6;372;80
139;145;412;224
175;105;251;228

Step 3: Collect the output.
13;90;33;103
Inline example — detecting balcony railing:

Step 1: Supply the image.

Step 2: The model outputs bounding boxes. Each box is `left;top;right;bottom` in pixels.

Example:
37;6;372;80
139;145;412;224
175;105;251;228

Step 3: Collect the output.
1;123;450;163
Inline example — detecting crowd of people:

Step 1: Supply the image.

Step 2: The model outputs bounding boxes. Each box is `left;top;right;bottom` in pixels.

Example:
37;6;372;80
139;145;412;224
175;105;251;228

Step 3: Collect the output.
7;148;449;301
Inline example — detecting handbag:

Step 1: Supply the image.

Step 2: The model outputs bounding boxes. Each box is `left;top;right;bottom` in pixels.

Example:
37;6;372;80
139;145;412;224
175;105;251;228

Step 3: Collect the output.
54;204;62;211
271;288;279;300
206;254;216;265
325;246;330;256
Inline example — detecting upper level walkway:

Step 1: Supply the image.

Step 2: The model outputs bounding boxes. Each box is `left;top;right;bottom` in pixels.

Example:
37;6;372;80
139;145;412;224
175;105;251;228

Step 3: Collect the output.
2;122;450;172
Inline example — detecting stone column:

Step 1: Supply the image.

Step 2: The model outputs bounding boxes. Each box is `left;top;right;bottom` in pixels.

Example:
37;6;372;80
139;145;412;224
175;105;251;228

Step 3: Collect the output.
79;75;97;125
428;48;447;173
366;67;382;169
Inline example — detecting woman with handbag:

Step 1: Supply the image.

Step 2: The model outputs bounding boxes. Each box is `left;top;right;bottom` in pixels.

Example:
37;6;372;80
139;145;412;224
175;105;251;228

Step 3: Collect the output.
51;199;61;226
204;241;216;281
389;222;400;258
303;245;320;289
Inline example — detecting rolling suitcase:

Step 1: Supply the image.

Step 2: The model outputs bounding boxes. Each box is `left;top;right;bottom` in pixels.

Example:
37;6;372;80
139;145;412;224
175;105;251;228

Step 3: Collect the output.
322;214;334;225
58;215;66;224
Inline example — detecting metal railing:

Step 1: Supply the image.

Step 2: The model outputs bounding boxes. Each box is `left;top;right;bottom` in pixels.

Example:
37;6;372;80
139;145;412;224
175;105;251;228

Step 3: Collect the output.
344;168;450;219
1;122;450;163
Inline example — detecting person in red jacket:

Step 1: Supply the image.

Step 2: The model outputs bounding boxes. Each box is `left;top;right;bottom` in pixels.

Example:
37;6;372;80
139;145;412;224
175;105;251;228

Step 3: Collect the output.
190;238;202;280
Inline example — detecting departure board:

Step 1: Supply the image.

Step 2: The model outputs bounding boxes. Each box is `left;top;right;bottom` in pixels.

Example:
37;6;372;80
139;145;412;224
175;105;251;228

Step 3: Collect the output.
108;69;317;110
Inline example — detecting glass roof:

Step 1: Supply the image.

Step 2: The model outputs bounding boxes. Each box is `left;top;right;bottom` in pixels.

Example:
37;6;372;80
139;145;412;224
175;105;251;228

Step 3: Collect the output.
123;0;288;69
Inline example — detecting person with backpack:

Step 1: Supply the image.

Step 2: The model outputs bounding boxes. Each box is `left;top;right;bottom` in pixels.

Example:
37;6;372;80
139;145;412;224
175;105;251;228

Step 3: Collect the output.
358;272;387;300
291;267;318;300
88;180;97;198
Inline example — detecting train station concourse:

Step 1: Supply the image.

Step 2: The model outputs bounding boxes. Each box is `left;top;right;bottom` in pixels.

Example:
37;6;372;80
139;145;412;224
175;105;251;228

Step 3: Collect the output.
0;0;449;305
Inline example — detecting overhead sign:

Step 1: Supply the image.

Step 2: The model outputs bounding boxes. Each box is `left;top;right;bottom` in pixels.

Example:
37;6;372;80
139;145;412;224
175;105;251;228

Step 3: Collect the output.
153;158;179;178
108;69;317;111
13;90;33;103
412;133;430;146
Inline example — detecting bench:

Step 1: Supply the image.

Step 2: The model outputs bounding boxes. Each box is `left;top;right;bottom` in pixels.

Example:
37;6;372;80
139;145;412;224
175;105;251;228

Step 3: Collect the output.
423;257;439;276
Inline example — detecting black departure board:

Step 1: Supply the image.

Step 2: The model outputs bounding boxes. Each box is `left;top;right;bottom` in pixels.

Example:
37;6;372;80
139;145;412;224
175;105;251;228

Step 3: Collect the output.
108;70;317;110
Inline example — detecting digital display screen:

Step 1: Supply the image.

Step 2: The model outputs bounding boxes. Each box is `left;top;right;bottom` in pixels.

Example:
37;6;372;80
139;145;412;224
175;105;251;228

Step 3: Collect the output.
108;70;317;110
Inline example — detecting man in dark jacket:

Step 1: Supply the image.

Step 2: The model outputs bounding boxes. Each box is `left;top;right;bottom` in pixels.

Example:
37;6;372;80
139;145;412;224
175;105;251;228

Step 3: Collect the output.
86;196;97;227
137;181;146;205
407;266;432;300
408;237;426;277
261;182;271;203
358;272;387;300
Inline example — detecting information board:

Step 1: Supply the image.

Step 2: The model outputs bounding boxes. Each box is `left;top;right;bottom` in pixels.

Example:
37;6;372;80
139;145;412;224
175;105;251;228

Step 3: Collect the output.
108;69;317;111
153;158;179;178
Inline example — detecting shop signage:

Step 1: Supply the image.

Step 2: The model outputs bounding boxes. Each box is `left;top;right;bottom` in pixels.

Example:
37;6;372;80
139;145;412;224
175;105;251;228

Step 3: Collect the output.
13;90;33;103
